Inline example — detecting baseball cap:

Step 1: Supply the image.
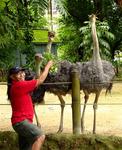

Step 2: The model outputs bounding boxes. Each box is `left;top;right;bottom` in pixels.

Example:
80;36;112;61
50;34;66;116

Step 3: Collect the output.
8;67;25;76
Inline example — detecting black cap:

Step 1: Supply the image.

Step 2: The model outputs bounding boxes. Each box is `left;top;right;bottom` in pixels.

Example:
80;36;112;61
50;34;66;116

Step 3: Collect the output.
8;67;25;76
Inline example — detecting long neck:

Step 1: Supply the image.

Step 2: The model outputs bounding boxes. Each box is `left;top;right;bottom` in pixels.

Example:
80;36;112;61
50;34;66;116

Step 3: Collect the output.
45;31;55;53
35;61;41;78
91;15;101;63
90;15;104;78
35;55;41;78
45;38;52;53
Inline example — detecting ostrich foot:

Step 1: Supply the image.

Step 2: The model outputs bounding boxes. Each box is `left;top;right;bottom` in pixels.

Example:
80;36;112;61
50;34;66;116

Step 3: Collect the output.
81;124;85;133
57;127;63;133
37;123;41;128
81;119;85;133
93;127;96;134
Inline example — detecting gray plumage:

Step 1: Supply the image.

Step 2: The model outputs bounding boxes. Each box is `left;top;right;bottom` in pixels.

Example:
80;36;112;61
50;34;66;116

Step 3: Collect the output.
78;60;115;92
32;60;73;104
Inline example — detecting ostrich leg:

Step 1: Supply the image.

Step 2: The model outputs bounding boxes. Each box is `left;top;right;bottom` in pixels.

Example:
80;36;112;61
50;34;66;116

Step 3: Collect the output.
93;90;101;134
81;90;89;133
34;105;41;127
57;94;65;133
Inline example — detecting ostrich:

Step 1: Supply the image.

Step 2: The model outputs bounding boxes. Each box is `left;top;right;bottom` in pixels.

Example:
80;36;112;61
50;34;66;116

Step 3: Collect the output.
45;31;55;53
79;14;115;134
30;14;115;134
32;60;73;132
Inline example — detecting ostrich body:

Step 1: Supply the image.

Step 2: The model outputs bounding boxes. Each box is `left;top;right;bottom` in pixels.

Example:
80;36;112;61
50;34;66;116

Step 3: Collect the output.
79;14;115;134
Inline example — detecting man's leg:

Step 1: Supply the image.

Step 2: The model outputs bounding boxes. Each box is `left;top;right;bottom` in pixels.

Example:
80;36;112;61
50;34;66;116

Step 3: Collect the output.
18;134;31;150
32;135;45;150
13;120;45;150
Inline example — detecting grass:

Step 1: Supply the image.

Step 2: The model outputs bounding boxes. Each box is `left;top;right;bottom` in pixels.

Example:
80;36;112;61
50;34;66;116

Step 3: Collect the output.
44;133;122;150
0;131;18;150
0;131;122;150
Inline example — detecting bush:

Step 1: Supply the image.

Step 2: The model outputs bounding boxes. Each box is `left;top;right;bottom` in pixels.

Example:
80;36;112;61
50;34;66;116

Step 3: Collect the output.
0;131;122;150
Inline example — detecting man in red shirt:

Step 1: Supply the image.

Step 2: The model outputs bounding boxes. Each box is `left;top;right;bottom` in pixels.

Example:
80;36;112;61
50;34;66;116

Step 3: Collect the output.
7;60;53;150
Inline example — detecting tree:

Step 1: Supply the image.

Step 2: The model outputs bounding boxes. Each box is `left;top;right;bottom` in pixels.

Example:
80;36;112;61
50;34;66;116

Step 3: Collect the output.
56;0;122;62
0;0;48;69
0;0;16;48
15;0;48;66
79;20;115;61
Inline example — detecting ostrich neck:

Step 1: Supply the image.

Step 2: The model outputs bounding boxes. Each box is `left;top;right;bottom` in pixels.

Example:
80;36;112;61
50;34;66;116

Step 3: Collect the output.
35;61;41;78
91;16;104;78
45;38;52;53
91;21;101;62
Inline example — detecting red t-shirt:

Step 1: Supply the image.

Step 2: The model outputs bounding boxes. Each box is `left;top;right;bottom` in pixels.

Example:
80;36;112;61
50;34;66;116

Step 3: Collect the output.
10;80;37;125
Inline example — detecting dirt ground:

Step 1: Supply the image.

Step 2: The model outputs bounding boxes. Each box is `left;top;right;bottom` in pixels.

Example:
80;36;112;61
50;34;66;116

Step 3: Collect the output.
0;83;122;137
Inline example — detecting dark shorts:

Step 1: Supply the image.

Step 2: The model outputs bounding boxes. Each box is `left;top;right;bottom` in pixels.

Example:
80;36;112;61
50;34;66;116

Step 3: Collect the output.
13;119;44;150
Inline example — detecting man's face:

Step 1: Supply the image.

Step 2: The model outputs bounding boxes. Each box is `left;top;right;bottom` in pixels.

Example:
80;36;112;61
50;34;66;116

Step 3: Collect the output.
11;71;25;81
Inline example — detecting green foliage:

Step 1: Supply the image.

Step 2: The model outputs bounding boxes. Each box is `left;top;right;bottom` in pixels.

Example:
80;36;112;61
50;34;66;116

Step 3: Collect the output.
44;134;122;150
0;46;16;69
58;18;115;62
30;0;48;16
0;14;15;48
1;132;122;150
0;0;49;70
58;23;82;62
55;0;70;18
79;20;115;61
29;0;48;28
56;0;122;62
113;60;122;79
0;131;18;150
32;17;48;29
40;52;59;73
56;0;93;23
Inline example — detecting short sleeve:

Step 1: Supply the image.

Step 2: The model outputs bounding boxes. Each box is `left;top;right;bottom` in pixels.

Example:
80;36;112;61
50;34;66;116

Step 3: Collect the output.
16;80;37;93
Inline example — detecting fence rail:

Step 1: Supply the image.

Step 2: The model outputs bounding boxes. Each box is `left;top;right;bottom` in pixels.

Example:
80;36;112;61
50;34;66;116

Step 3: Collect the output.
0;81;122;106
0;80;122;85
0;103;122;106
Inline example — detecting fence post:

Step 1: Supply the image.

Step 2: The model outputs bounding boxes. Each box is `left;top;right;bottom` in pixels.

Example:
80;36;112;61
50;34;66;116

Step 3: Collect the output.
71;67;81;134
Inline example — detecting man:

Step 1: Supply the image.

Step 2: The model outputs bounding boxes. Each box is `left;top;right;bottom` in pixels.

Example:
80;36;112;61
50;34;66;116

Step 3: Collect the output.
7;60;53;150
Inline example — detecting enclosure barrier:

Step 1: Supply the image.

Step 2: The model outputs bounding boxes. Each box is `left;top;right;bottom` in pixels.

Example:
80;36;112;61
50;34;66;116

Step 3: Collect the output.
0;81;122;135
